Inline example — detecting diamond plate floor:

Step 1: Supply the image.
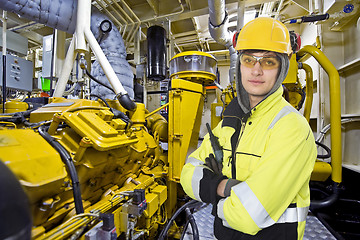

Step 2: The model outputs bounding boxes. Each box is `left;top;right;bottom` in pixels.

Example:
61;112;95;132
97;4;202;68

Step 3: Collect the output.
183;204;337;240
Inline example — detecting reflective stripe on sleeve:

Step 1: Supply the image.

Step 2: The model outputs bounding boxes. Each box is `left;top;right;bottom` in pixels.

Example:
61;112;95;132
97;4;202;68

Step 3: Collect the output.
268;105;300;130
231;182;308;229
186;157;204;166
232;182;275;228
191;164;205;201
217;198;232;228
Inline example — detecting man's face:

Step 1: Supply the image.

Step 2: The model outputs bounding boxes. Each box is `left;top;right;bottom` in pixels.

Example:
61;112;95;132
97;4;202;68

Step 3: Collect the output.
240;51;280;106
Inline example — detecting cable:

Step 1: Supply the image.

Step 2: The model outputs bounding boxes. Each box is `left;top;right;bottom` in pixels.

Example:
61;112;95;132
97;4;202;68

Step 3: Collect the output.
158;200;200;240
90;94;111;109
315;141;331;159
85;68;115;93
38;125;84;214
185;208;199;240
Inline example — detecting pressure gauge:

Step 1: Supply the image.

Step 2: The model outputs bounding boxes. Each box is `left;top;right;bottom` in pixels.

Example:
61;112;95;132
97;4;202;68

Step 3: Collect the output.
100;20;112;33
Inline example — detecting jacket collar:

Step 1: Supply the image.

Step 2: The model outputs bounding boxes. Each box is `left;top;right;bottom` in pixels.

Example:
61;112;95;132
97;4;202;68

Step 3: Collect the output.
249;86;284;119
222;86;283;128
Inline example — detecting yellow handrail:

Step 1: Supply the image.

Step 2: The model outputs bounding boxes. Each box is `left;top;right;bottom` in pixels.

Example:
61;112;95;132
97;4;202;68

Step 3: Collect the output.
299;63;313;122
298;45;342;183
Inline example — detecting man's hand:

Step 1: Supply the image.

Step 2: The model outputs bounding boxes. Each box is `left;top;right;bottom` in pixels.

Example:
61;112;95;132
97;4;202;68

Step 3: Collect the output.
205;154;222;175
217;178;242;197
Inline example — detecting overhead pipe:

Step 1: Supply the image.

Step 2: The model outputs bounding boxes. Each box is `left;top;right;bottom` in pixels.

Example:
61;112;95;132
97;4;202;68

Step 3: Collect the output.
207;0;238;83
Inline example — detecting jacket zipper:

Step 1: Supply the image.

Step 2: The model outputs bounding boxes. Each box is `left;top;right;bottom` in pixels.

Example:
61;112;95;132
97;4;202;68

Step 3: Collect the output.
231;120;246;179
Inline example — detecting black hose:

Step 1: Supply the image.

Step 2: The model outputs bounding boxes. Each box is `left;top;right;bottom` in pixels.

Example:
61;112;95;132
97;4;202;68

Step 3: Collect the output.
158;200;199;240
180;219;190;240
38;125;84;214
301;13;329;23
310;182;340;209
315;141;331;159
185;208;199;240
85;68;115;93
116;93;137;111
2;55;6;113
90;94;111;109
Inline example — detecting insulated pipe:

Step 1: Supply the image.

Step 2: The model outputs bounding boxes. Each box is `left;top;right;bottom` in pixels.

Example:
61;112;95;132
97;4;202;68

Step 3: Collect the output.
298;45;342;184
298;63;313;122
208;0;238;83
0;0;134;99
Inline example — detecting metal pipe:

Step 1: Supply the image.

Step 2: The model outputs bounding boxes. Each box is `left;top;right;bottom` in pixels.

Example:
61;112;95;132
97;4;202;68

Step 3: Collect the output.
142;0;184;23
208;0;238;83
53;33;77;97
298;45;342;184
128;23;141;43
103;0;128;24
118;0;141;23
275;0;285;19
237;0;245;31
110;0;134;23
95;0;123;28
75;0;91;52
299;63;313;122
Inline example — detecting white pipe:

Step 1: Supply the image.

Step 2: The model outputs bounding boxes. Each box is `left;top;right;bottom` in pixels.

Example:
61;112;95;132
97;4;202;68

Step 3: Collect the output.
316;118;360;143
208;0;238;83
275;0;285;19
75;0;91;52
85;28;126;94
53;38;76;97
237;0;245;31
2;11;6;55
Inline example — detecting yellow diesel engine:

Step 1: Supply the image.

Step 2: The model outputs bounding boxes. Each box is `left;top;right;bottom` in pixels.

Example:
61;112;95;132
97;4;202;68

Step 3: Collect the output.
1;98;168;239
0;51;217;240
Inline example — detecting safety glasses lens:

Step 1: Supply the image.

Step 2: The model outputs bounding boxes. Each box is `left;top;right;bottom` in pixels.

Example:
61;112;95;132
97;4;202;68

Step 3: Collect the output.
240;54;280;70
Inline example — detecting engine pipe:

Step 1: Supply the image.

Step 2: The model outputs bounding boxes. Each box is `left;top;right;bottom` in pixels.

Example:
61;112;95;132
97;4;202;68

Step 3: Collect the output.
38;125;84;214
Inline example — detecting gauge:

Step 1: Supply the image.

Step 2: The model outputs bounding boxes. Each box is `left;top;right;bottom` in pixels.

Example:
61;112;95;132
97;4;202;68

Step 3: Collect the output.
100;20;112;33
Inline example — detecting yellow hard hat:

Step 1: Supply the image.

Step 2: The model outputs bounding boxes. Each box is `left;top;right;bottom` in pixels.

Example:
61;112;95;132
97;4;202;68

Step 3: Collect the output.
235;17;292;55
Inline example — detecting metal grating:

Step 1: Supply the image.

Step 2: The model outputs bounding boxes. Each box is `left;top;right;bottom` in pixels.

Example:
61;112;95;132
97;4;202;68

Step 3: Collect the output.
183;204;337;240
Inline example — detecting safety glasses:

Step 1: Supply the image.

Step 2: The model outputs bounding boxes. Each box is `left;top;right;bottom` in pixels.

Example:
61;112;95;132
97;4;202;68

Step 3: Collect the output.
240;53;280;70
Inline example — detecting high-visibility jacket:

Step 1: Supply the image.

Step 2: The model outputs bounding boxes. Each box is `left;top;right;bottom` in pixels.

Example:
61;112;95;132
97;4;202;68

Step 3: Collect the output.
180;87;317;240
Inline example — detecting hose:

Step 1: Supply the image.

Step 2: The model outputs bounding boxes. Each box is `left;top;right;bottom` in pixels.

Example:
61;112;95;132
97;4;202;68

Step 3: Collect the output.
38;125;84;214
311;182;340;209
90;94;111;109
85;68;115;93
158;200;200;240
2;55;6;112
315;141;331;159
183;208;199;240
180;219;190;240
